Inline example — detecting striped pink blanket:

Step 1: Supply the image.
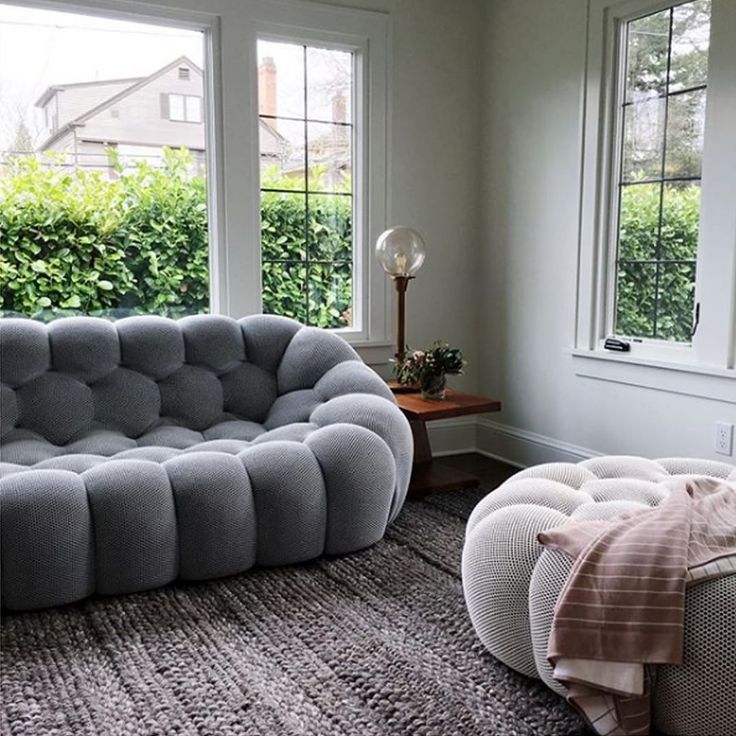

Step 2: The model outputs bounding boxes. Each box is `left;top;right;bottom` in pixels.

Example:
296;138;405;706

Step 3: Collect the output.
539;477;736;736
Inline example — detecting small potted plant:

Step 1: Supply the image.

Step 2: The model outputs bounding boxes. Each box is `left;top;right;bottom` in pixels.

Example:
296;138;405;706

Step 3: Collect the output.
394;341;465;400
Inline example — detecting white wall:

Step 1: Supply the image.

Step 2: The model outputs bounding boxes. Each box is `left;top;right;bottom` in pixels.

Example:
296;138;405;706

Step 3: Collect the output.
477;0;736;464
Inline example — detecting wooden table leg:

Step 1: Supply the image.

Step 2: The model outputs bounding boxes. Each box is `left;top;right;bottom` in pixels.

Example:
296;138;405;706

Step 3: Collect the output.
407;417;481;496
409;418;433;464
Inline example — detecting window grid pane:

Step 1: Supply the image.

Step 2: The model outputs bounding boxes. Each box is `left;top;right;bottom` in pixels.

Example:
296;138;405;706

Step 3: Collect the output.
169;94;185;121
614;0;710;343
258;41;354;329
186;96;202;123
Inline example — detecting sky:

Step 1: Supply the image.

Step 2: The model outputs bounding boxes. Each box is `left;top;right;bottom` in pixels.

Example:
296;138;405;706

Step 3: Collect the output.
0;3;351;153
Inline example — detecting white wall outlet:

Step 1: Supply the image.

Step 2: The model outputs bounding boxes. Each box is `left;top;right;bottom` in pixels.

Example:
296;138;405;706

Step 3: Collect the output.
715;421;734;456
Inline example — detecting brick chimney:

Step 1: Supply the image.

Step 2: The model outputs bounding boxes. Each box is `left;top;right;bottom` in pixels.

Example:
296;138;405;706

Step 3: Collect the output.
259;56;277;128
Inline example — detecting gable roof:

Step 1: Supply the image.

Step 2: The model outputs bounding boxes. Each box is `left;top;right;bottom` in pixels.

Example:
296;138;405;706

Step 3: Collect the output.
74;56;202;126
36;56;204;150
34;75;144;108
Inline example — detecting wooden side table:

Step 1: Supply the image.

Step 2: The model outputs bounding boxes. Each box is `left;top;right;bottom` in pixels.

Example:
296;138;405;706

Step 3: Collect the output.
393;389;502;496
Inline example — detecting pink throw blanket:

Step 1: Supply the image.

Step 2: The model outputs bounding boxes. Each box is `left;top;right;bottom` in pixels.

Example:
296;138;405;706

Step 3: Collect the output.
539;477;736;735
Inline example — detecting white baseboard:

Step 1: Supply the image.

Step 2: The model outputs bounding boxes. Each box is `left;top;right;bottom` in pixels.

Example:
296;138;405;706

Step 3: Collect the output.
476;418;601;467
426;417;477;457
426;416;601;468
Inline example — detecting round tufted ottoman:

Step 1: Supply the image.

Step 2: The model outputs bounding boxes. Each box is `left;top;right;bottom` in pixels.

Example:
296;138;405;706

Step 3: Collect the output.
0;314;412;611
462;456;736;736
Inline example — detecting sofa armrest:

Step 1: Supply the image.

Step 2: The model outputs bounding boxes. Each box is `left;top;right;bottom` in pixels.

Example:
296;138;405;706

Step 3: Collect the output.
311;393;412;522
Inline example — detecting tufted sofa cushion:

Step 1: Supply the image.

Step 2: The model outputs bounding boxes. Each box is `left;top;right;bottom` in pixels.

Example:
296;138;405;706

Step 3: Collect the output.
462;456;736;736
0;314;413;611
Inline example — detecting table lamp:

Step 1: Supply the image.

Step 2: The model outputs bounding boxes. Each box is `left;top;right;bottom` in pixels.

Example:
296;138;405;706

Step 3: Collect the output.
375;226;426;363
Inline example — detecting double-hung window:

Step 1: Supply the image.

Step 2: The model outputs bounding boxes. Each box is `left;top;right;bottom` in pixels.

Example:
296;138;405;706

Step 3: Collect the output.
257;41;355;330
575;0;736;399
220;2;390;348
168;93;202;123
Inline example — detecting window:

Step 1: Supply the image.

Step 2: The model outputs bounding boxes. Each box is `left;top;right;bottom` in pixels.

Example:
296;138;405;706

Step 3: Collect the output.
613;1;710;343
167;93;201;123
576;0;736;392
215;3;390;348
44;99;57;132
258;41;354;329
1;0;390;350
0;4;209;320
178;66;190;80
117;144;167;170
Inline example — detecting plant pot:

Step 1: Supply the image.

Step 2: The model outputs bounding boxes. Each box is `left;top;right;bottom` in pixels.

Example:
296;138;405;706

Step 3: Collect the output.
420;373;447;400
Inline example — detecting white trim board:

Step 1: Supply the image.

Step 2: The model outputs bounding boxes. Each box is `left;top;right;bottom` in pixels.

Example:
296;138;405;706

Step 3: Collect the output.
425;416;601;468
426;417;477;458
476;418;602;467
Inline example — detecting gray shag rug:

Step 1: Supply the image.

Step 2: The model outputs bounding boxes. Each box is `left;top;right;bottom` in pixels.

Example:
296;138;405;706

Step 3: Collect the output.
1;488;587;736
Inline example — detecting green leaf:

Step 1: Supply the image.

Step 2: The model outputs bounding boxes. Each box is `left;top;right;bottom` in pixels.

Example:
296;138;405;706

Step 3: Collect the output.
60;294;82;309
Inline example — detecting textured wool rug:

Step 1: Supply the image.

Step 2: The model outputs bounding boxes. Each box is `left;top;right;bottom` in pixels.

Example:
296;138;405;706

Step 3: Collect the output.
1;487;587;736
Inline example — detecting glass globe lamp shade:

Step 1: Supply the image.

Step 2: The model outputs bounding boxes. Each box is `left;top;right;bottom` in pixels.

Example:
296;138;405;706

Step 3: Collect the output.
375;227;426;278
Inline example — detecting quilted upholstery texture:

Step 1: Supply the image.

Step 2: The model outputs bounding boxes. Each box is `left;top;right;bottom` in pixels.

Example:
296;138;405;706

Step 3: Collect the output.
0;314;412;611
462;456;736;736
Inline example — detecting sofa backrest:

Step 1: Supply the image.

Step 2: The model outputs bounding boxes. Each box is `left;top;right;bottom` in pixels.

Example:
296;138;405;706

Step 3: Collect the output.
0;314;360;445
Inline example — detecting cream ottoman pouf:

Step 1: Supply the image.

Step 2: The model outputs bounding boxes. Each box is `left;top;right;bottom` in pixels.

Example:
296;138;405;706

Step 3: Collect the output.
462;456;736;736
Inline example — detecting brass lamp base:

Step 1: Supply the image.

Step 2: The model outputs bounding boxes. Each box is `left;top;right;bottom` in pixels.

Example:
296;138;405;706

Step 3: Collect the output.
392;275;413;364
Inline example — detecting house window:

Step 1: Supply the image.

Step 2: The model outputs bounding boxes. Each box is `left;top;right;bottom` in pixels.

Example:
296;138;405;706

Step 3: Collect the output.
258;41;354;329
613;0;710;343
178;66;190;80
576;0;736;390
44;100;57;133
167;93;202;123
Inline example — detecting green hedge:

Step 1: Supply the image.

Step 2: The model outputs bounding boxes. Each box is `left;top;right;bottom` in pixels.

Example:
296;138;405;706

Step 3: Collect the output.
0;149;352;328
616;182;699;342
1;150;698;339
261;165;352;328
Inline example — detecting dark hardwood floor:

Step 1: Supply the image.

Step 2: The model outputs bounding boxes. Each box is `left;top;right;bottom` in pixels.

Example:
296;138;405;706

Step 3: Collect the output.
435;452;518;490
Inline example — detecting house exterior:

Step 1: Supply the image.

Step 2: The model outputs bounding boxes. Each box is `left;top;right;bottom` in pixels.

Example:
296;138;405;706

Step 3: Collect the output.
35;56;284;175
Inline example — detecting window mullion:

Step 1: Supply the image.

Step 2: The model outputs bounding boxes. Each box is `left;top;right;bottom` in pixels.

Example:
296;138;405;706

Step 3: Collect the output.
650;7;675;341
218;22;262;319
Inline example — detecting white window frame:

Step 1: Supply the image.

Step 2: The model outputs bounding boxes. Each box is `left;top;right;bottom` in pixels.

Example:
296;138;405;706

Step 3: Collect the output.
573;0;736;403
253;30;366;339
13;0;391;355
227;1;390;350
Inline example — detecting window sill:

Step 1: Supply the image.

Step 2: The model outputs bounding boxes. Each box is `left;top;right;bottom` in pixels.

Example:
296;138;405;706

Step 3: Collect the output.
571;349;736;404
347;340;393;367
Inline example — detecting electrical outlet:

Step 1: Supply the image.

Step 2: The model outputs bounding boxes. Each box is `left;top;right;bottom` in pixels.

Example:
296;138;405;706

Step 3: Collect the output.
715;421;734;456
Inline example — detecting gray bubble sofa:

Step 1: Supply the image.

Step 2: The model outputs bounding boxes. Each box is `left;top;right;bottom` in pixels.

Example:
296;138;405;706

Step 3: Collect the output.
0;314;413;611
